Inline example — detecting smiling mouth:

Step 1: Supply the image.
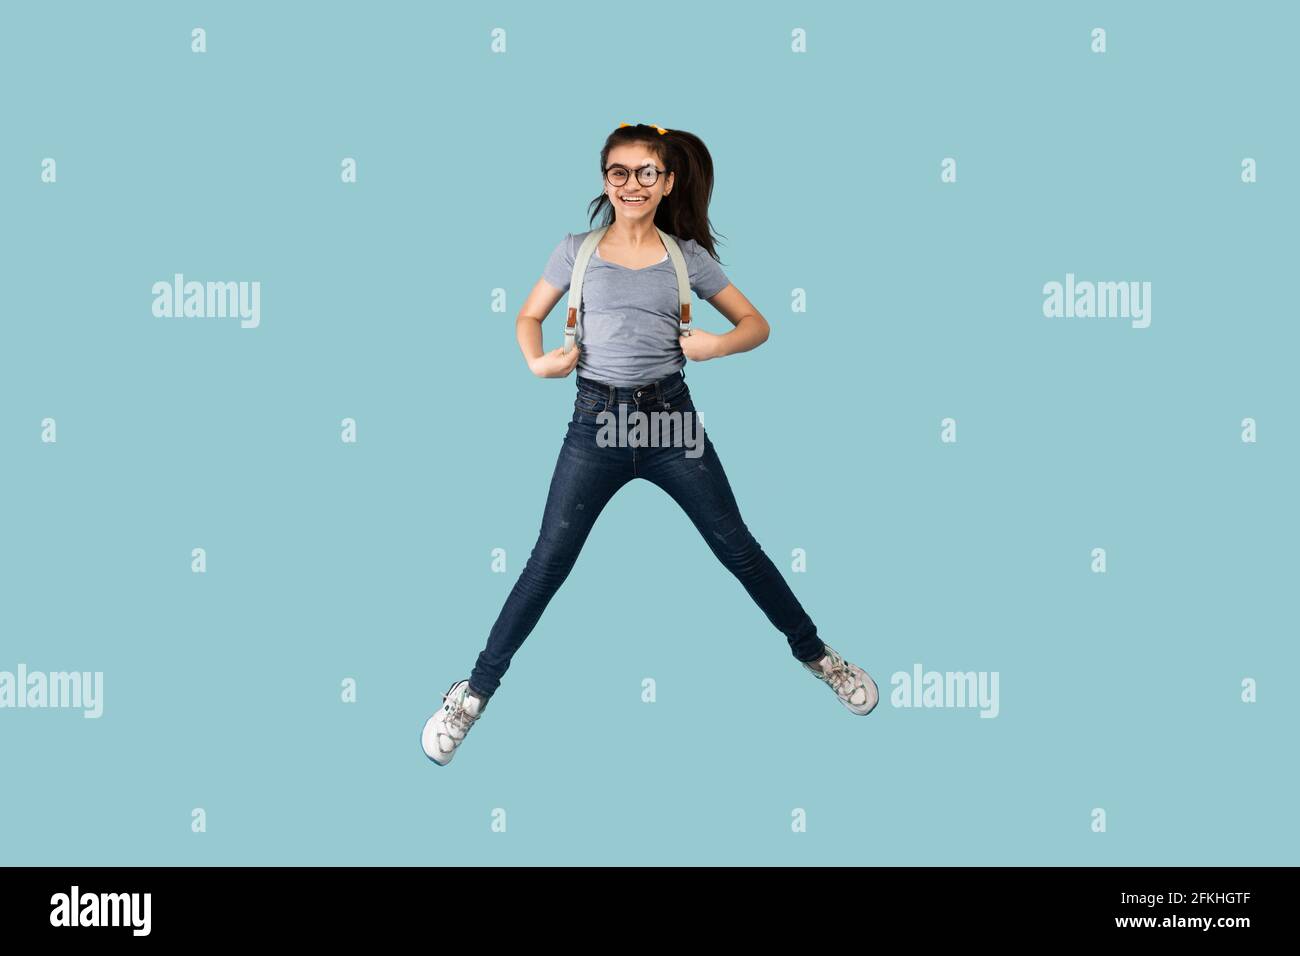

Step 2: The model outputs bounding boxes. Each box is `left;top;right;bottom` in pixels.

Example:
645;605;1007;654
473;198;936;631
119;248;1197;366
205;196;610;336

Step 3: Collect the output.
619;195;648;204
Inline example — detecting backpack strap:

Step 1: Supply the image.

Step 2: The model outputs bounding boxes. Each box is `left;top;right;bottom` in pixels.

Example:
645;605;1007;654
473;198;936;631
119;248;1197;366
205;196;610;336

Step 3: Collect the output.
563;226;692;353
563;227;606;353
660;228;693;337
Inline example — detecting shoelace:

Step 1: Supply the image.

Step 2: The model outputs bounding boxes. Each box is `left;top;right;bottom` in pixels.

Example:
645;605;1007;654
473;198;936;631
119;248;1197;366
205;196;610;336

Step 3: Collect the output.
821;653;855;696
443;691;477;738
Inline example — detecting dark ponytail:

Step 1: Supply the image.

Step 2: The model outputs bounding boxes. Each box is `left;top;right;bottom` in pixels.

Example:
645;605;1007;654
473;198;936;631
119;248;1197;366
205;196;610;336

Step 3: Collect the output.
586;123;727;265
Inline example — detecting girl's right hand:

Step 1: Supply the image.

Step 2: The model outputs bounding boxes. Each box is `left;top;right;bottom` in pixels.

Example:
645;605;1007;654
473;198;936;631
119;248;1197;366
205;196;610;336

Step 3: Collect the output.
529;346;581;379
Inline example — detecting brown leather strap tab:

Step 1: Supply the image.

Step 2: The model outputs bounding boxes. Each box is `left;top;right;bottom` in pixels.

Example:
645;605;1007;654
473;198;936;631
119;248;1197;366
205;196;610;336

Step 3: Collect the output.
566;307;577;330
680;302;691;326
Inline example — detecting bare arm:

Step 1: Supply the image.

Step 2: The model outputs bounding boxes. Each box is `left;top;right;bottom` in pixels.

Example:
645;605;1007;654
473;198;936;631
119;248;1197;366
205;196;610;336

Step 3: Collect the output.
518;278;580;378
679;283;770;362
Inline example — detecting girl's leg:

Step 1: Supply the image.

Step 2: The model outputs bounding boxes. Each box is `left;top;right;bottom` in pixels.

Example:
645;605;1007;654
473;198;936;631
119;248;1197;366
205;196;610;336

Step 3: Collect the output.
641;420;826;665
468;418;632;700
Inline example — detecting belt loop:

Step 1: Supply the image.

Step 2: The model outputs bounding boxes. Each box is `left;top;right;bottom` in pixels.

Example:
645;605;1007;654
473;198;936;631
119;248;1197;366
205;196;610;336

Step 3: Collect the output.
607;382;615;407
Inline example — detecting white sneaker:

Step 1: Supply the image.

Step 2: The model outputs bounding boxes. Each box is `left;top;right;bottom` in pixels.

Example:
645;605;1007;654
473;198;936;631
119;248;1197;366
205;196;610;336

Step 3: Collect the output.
421;679;488;766
803;644;879;715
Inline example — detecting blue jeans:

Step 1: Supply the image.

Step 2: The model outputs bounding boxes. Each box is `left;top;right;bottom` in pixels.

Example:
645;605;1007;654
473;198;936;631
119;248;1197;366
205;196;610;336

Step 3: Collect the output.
468;370;825;699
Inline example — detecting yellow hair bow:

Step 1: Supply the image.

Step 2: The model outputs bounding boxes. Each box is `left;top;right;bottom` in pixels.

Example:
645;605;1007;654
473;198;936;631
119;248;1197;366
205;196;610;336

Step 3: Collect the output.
619;122;668;135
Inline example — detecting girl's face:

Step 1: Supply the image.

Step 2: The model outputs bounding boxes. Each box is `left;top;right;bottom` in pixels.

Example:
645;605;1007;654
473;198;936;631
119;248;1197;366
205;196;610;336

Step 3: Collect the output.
603;143;673;222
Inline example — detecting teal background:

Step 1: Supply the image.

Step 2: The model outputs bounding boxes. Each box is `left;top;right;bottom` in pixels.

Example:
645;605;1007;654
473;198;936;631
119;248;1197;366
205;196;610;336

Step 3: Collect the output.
1;1;1295;865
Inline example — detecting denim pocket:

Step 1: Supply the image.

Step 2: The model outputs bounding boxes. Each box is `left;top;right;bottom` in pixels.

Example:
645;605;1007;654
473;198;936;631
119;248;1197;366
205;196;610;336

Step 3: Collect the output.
574;393;607;415
659;384;690;409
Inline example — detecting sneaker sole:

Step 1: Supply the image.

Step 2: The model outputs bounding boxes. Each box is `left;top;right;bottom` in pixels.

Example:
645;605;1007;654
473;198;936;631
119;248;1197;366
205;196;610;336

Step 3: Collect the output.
810;655;880;716
421;678;471;767
420;720;450;766
841;677;880;716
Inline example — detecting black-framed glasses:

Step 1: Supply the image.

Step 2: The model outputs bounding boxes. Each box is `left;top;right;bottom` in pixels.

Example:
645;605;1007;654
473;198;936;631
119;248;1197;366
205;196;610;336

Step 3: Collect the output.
605;164;666;187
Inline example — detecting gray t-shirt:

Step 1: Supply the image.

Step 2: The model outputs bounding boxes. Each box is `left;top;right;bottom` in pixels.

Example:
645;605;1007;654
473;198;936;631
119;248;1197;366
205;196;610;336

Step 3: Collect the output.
541;229;731;387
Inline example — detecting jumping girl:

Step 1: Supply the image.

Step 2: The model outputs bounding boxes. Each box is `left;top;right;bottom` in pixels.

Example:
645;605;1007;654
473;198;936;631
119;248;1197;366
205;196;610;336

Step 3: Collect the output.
422;122;879;766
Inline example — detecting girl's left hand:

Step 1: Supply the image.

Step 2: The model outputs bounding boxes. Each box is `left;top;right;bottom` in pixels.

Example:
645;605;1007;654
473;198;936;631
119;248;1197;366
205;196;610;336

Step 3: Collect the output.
680;329;724;362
